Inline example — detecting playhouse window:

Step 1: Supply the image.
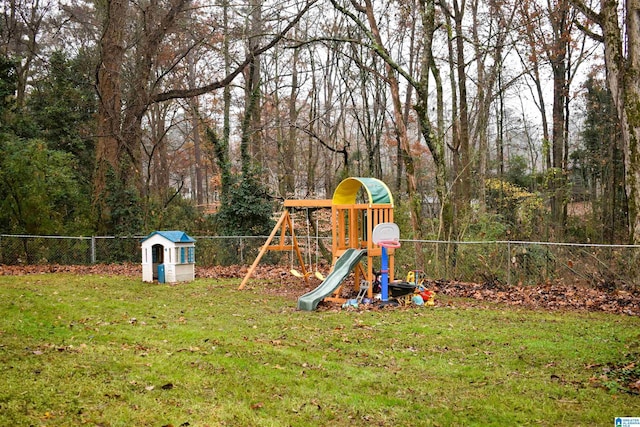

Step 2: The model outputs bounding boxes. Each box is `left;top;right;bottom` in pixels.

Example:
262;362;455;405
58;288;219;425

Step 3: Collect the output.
179;247;195;264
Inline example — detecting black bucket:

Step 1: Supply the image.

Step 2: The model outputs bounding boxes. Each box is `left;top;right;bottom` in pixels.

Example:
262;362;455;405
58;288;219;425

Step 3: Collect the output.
388;281;417;298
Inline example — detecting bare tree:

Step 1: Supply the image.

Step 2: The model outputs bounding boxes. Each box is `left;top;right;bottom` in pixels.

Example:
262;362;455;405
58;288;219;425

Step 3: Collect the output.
441;0;472;229
329;0;427;248
470;0;518;210
92;0;316;232
515;0;591;237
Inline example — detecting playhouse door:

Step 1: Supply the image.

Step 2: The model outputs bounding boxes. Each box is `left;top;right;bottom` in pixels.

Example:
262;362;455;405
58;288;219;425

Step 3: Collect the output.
152;244;165;282
157;264;166;283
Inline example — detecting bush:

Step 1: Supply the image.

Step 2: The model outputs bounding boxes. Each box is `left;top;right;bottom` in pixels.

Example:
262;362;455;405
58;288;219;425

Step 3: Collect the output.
485;178;545;239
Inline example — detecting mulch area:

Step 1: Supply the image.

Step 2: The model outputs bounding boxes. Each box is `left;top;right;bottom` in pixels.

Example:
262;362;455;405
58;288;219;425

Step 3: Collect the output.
1;263;639;316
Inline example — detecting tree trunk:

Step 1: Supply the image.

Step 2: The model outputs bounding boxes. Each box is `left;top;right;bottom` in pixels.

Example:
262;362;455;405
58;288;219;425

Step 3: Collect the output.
472;0;489;211
222;0;232;195
549;0;570;237
188;50;204;205
245;0;263;168
572;0;640;241
94;0;128;233
284;44;300;196
452;0;471;219
416;0;451;242
613;1;640;242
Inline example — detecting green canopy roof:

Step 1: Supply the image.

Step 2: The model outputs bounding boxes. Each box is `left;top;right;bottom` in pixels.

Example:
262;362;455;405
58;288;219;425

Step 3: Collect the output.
332;177;394;206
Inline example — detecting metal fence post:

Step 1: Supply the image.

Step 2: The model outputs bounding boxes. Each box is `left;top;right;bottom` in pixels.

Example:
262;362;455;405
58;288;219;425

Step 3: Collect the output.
507;241;511;286
91;236;96;264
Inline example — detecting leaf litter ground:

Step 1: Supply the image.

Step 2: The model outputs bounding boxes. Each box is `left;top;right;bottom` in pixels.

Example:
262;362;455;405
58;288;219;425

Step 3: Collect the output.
1;263;639;316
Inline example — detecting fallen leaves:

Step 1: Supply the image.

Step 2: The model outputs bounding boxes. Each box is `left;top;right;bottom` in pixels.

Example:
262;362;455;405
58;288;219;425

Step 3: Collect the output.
0;263;141;276
433;279;640;316
2;263;639;316
28;343;88;355
588;356;640;395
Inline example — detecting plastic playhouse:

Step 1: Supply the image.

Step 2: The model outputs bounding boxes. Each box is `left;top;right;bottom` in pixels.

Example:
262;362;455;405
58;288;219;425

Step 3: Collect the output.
141;230;196;283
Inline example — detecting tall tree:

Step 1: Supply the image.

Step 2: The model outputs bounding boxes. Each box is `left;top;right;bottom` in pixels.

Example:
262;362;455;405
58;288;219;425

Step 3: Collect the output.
285;42;300;195
188;49;205;206
329;0;426;247
441;0;472;228
92;0;316;233
346;39;385;179
517;0;591;238
244;0;264;168
414;0;449;242
547;0;572;234
516;0;551;171
571;0;640;243
576;75;624;243
94;0;129;233
470;0;517;210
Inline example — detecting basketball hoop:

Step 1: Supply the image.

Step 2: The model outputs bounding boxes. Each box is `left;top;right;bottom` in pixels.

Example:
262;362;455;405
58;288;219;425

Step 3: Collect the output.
371;222;401;303
376;239;401;249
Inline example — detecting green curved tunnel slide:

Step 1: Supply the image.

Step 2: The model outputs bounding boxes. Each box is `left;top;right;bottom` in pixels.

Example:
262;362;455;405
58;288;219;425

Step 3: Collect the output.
297;248;367;311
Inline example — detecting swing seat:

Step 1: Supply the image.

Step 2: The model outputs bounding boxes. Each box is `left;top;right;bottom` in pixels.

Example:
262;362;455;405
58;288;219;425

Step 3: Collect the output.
292;269;324;280
290;269;310;278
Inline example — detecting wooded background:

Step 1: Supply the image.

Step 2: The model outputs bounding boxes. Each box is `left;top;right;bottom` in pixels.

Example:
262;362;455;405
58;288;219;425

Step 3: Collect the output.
1;0;638;251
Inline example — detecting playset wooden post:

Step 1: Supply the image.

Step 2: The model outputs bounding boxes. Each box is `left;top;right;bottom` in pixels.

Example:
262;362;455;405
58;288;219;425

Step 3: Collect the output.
239;199;332;289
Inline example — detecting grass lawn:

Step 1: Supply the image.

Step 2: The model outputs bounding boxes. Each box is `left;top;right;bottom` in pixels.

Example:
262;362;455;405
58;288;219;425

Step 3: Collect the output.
0;273;639;426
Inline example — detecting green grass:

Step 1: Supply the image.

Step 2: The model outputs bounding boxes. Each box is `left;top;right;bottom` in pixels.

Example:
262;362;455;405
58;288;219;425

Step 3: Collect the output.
1;274;639;426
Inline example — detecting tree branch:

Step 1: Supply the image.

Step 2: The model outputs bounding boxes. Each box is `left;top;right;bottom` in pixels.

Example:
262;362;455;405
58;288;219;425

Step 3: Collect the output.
572;18;604;42
328;0;421;91
292;123;349;166
569;0;602;26
151;0;317;103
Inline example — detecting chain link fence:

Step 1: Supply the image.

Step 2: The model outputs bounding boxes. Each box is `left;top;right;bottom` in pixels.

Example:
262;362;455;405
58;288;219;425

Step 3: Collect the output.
0;235;272;266
1;234;638;289
396;240;640;289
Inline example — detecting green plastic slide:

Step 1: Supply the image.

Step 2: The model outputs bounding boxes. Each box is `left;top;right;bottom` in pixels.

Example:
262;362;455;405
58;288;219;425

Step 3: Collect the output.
297;248;367;311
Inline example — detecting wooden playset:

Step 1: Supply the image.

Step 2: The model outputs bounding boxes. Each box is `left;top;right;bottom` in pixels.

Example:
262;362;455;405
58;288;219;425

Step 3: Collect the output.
239;177;397;308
